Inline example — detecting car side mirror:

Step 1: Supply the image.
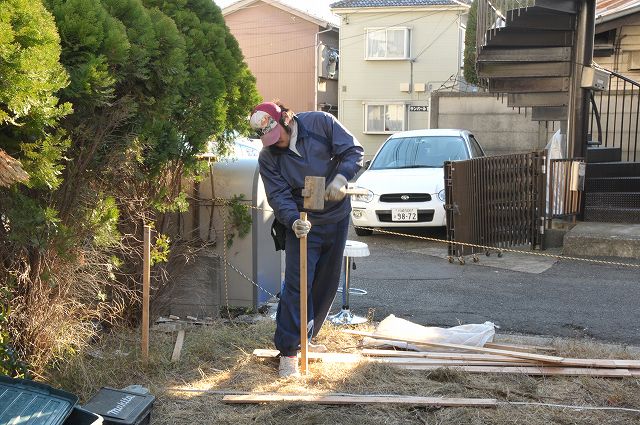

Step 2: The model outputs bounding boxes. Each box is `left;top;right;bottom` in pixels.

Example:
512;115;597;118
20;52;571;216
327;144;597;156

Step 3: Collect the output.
364;160;371;170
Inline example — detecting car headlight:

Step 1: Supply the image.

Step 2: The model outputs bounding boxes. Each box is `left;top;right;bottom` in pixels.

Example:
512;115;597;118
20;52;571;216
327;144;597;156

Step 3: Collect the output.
352;188;374;203
437;189;446;202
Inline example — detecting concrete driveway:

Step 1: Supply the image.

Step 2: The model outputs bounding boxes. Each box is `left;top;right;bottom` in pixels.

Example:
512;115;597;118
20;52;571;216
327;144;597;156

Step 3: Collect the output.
330;226;640;345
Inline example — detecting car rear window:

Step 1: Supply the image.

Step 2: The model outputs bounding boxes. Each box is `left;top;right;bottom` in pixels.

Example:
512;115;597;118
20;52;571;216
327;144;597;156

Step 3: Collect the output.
370;136;469;170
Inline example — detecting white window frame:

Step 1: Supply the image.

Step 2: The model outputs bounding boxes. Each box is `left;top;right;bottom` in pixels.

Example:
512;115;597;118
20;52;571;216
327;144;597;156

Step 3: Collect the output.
365;27;411;60
363;103;407;134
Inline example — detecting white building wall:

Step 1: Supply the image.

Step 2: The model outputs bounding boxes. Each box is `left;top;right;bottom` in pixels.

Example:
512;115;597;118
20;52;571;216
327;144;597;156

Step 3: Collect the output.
335;6;467;159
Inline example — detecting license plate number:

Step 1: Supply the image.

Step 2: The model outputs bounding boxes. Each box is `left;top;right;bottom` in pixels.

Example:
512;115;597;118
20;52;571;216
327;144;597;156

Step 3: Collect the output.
391;208;418;221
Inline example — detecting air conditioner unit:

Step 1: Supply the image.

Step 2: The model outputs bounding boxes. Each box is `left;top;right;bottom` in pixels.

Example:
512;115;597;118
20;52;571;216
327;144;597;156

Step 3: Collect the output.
318;44;339;80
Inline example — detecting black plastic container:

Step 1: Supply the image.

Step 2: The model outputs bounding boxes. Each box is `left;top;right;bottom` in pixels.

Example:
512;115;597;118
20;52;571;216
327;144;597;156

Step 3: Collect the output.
64;406;103;425
0;375;78;425
82;388;155;425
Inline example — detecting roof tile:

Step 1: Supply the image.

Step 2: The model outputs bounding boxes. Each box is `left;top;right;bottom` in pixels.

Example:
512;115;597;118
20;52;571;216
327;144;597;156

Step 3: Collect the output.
330;0;470;9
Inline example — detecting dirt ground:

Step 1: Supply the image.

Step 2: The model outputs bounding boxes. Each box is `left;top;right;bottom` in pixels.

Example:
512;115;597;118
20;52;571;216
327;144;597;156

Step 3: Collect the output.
47;319;640;425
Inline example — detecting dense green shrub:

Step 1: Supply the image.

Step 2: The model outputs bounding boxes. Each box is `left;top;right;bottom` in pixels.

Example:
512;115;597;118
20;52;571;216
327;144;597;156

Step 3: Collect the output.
1;0;260;375
0;0;72;374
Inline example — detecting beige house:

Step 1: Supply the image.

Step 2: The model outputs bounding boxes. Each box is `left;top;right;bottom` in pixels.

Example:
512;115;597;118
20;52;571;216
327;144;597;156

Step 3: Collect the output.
594;0;640;80
222;0;340;114
330;0;470;158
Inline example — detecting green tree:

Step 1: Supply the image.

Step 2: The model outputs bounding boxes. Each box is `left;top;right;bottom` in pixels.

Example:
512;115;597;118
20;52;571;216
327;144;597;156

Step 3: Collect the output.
142;0;261;168
463;0;479;86
0;0;71;188
0;0;72;375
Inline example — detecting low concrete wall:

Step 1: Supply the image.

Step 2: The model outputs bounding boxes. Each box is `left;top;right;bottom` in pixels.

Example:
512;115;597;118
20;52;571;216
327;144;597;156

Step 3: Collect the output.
430;92;559;156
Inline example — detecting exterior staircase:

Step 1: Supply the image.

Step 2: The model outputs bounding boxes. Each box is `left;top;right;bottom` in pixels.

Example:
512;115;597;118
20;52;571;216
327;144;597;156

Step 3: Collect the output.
584;147;640;223
476;0;640;224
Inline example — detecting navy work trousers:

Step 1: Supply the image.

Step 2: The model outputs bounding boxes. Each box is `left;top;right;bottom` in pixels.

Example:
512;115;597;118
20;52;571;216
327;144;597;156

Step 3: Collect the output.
274;215;349;356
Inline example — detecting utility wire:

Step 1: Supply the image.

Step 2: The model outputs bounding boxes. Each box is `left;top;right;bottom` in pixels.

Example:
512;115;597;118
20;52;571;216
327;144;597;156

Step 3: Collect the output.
413;15;460;60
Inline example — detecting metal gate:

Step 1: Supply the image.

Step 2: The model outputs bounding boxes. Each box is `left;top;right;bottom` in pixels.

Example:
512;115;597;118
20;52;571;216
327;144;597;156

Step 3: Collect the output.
444;151;547;259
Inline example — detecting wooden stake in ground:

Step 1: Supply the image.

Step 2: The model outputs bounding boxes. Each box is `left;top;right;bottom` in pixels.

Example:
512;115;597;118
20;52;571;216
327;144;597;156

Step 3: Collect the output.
171;329;185;362
299;212;308;375
142;224;151;362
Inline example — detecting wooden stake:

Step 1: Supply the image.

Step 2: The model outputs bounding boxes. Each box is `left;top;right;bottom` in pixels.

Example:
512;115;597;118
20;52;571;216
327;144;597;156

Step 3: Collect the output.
171;329;185;362
142;225;151;362
299;212;308;375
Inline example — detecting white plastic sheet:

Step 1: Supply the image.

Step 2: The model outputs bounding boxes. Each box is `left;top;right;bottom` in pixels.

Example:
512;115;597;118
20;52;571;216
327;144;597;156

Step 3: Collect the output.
363;315;496;351
545;129;567;215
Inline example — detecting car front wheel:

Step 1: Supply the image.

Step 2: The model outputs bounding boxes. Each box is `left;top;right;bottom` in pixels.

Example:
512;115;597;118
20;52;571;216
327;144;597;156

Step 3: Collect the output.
354;226;374;236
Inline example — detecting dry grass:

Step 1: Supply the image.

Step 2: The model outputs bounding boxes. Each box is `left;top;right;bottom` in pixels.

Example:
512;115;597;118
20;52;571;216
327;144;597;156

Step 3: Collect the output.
46;320;640;425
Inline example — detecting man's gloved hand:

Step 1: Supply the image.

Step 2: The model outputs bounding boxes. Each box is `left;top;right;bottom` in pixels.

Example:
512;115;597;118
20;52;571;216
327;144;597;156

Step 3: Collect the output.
324;174;348;201
292;217;311;238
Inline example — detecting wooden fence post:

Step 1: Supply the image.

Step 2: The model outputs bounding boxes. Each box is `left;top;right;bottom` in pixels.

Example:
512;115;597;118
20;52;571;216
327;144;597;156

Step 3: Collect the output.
142;225;151;362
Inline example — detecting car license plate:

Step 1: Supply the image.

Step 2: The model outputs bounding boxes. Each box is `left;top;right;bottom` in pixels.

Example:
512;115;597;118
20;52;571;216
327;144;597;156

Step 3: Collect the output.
391;208;418;221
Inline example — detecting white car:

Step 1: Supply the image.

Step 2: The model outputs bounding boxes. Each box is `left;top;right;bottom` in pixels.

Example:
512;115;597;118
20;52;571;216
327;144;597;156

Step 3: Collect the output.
350;129;485;236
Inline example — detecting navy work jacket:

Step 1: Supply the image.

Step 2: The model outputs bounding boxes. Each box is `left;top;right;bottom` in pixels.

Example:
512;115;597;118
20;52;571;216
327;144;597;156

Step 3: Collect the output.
258;111;364;228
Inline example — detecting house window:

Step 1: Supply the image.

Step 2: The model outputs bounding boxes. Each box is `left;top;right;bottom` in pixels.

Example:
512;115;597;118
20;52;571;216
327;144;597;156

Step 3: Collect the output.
366;27;410;60
365;103;406;133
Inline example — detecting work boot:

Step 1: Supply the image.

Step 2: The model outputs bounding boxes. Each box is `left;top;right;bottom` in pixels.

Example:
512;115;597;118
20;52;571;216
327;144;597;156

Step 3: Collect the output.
308;342;328;353
279;356;300;378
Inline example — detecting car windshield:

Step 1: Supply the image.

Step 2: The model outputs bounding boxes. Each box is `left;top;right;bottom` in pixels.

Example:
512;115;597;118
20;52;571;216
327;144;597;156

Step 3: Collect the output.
369;136;469;170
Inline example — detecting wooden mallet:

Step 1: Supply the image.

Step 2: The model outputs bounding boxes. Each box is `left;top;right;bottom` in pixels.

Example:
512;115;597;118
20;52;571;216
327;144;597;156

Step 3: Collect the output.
302;176;369;211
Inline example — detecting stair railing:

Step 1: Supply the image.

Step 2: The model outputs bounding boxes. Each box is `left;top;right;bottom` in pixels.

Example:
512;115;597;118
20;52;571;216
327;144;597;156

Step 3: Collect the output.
589;68;640;162
477;0;536;51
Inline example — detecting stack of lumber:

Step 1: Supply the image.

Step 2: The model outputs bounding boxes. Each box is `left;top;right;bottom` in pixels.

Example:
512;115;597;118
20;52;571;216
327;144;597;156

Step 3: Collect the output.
253;330;640;378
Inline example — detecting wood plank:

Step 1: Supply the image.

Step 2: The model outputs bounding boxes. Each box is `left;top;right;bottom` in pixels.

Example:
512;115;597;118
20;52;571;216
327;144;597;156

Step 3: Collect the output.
171;329;185;362
484;342;556;353
400;365;636;378
223;394;498;407
253;349;362;362
255;348;640;370
343;330;566;364
255;349;532;366
371;358;535;367
379;357;640;369
362;349;540;363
